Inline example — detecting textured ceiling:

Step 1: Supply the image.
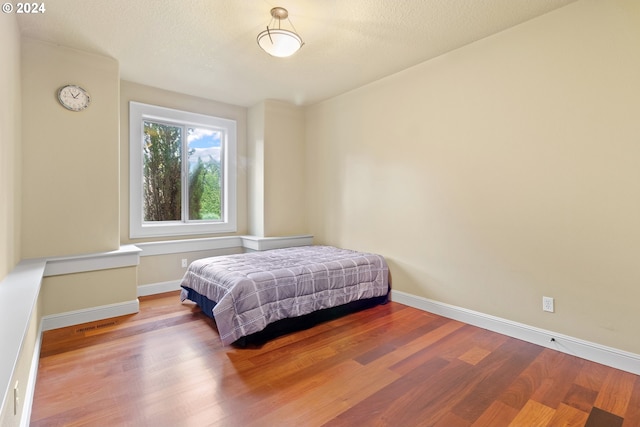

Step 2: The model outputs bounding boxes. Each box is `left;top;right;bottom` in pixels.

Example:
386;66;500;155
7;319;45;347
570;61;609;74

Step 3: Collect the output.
17;0;578;107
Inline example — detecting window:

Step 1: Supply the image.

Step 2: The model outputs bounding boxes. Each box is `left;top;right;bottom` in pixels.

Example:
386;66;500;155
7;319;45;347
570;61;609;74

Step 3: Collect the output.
129;102;237;238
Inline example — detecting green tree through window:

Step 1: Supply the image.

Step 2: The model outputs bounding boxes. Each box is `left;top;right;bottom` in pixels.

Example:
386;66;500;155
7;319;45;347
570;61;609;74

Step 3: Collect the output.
143;122;182;221
142;122;223;223
187;127;223;221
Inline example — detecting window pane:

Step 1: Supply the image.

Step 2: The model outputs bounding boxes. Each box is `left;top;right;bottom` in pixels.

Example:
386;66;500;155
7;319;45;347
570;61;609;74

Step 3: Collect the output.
143;121;182;221
187;127;223;221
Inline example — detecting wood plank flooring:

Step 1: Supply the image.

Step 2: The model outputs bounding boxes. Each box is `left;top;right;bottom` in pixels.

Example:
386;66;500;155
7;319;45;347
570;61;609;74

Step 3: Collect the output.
31;291;640;426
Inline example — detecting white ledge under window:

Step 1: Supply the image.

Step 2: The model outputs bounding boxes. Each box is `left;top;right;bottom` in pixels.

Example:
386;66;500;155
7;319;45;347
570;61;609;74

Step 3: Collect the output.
34;235;313;275
44;245;142;277
135;234;314;256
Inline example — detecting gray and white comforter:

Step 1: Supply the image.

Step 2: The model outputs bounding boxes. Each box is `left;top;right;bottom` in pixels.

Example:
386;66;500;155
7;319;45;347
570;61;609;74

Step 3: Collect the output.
179;245;389;345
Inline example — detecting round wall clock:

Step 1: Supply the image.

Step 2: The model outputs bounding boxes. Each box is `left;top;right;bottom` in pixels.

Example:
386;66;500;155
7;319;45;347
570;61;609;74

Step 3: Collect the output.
57;84;91;111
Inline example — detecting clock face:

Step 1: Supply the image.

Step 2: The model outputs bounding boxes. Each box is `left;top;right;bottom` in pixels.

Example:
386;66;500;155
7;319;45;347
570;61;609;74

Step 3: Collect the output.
57;85;91;111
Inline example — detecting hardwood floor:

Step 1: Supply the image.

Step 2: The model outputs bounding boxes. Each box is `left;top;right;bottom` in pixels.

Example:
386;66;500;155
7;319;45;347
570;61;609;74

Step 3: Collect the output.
31;291;640;426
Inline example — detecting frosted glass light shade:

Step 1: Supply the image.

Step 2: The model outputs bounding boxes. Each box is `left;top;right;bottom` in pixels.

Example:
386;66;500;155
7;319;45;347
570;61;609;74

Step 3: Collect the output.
257;28;303;58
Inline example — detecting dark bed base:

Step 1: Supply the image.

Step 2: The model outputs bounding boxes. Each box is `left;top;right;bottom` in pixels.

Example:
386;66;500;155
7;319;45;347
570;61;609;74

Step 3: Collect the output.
182;286;389;348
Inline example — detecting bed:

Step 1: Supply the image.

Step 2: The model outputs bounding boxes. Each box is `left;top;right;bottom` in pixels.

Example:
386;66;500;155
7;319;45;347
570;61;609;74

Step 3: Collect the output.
179;245;390;346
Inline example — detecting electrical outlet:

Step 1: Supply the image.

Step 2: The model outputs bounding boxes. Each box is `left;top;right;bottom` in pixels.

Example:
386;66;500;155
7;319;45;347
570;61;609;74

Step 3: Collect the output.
14;381;19;415
542;296;554;313
181;258;188;268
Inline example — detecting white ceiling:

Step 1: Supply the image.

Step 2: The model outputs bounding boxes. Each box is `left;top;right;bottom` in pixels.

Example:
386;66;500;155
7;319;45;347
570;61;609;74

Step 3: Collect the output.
17;0;578;107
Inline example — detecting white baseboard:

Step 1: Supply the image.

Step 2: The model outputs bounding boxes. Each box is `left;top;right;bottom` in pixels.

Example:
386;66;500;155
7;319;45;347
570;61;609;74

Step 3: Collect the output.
391;290;640;376
137;280;181;297
41;299;140;331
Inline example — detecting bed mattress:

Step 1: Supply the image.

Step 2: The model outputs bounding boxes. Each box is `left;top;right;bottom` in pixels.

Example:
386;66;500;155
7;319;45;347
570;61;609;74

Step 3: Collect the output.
179;245;389;345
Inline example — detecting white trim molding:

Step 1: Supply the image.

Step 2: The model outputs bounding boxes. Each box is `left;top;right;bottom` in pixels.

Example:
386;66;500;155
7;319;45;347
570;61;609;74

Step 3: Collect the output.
391;290;640;376
44;245;141;277
135;236;242;257
137;280;182;297
240;235;314;251
135;234;314;257
41;299;140;332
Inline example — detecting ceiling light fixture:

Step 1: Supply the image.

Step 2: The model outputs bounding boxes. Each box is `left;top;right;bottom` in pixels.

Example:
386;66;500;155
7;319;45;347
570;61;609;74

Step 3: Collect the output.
257;7;304;58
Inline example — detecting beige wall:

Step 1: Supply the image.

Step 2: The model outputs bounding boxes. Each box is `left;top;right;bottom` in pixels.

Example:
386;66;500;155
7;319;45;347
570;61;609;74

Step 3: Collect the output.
21;38;120;258
20;39;138;316
0;14;21;280
41;268;136;316
305;0;640;353
138;247;242;286
263;100;307;236
248;100;307;237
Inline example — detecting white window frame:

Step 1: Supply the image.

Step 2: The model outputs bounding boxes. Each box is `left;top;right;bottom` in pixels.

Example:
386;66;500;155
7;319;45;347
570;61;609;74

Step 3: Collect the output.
129;101;237;238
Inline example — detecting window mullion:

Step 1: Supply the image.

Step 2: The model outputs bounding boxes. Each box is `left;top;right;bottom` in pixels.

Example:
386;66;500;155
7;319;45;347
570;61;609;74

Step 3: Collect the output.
219;131;226;221
182;124;189;224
